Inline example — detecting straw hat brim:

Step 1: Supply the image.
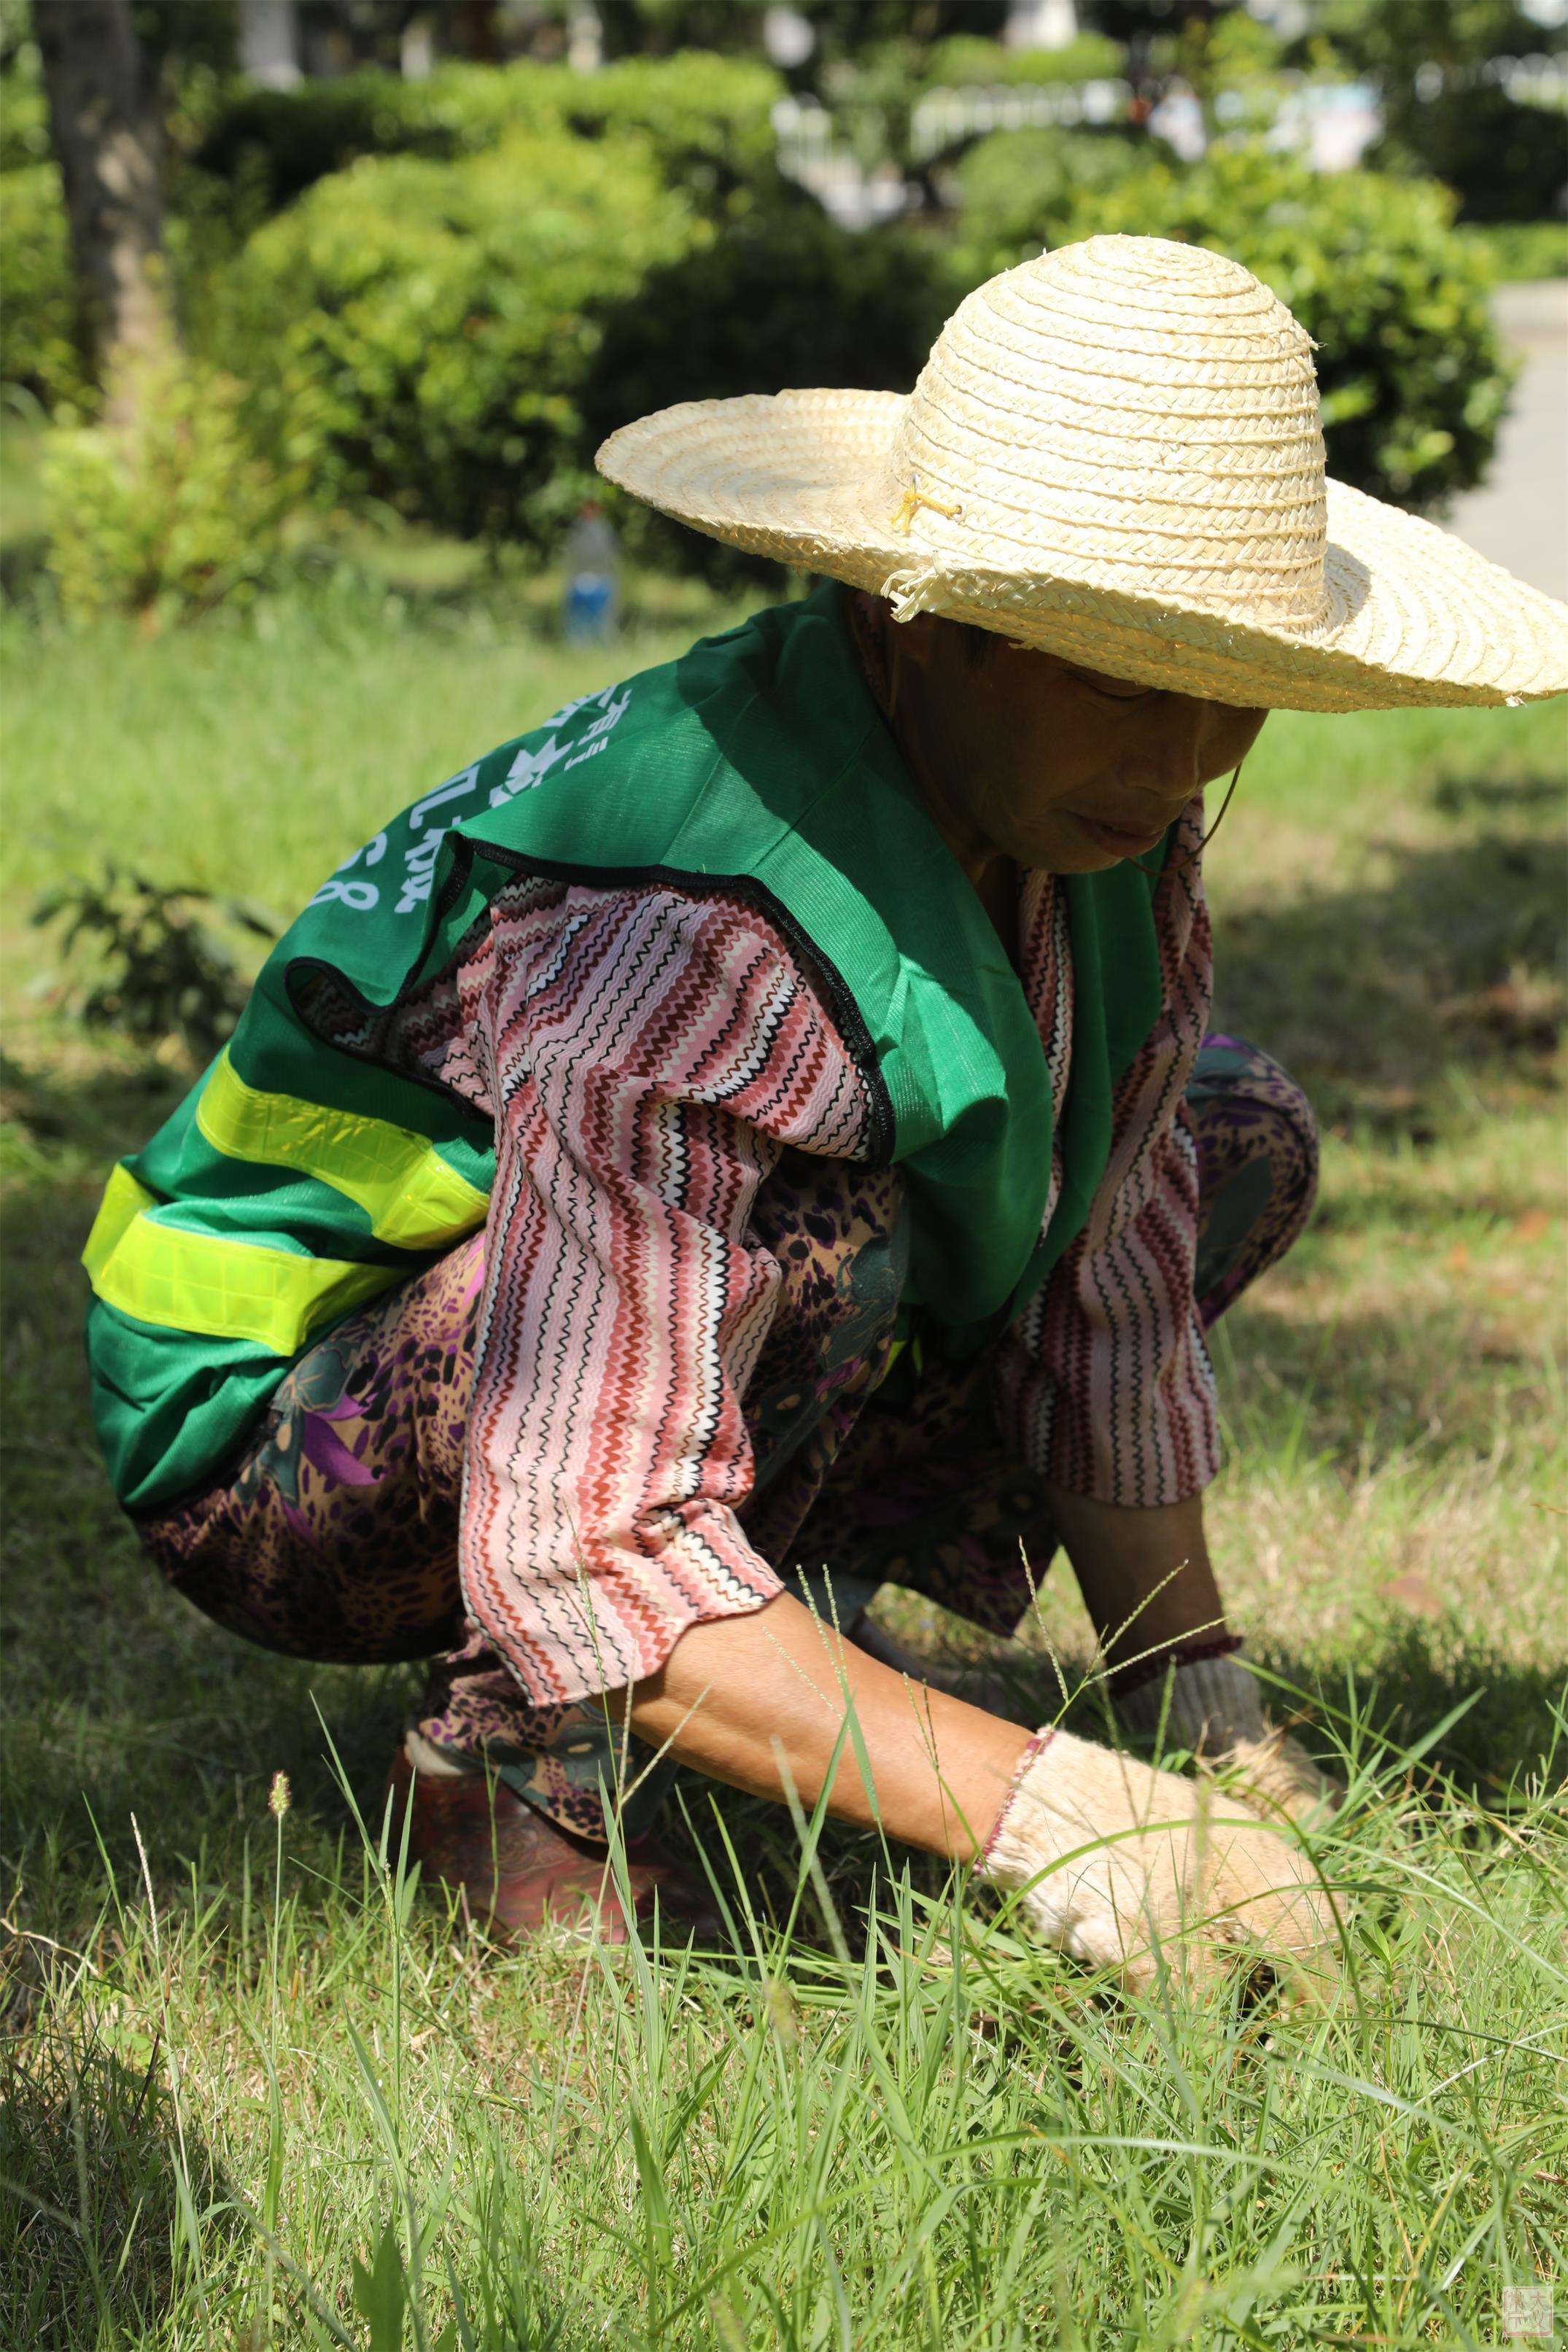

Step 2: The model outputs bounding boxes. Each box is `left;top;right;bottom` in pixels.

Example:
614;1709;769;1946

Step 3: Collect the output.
597;389;1568;713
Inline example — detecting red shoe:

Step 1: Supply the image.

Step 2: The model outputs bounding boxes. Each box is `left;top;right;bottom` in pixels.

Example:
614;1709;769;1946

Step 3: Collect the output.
385;1748;722;1946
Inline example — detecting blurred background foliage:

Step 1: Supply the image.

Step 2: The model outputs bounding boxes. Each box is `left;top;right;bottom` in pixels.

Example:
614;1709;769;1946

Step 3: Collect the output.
1;0;1563;621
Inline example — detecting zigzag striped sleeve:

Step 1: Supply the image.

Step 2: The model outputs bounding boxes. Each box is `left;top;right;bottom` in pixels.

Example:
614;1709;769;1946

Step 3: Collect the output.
457;882;873;1707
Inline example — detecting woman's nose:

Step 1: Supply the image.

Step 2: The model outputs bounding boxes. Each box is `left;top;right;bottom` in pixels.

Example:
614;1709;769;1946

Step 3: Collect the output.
1125;708;1206;805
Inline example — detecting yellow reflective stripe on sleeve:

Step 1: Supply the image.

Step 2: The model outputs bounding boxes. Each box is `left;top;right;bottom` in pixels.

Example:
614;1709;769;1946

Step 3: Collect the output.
195;1049;490;1251
82;1162;156;1289
82;1165;402;1354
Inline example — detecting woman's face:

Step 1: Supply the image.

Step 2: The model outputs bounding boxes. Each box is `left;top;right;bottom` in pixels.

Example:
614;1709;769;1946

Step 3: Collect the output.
890;610;1269;877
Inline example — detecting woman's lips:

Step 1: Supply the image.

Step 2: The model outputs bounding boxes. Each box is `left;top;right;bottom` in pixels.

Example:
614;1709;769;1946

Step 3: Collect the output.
1073;812;1169;859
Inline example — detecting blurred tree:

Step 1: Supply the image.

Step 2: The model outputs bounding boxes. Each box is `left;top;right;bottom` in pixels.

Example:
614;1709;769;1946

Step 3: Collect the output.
29;1;240;418
1301;0;1550;87
594;1;1008;82
1087;1;1225;60
1304;0;1566;222
1178;4;1281;136
33;0;178;423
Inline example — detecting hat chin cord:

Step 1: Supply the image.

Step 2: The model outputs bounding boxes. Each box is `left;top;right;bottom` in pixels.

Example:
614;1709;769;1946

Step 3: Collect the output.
1134;760;1245;878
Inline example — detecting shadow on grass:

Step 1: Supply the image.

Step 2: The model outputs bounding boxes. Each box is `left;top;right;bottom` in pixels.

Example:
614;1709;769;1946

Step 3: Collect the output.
0;2011;229;2349
983;1623;1567;1796
1429;771;1566;817
0;1039;191;1176
680;1610;1567;1961
1212;804;1564;1134
1213;1295;1550;1468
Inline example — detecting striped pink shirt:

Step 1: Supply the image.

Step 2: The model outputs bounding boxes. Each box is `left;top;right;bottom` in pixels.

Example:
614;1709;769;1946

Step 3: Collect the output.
392;797;1216;1706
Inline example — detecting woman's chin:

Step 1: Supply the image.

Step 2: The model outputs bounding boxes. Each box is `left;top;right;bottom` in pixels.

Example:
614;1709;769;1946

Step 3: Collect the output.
1025;833;1125;875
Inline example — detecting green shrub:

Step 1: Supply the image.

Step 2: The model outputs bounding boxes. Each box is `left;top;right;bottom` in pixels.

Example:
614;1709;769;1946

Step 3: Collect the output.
0;26;50;174
950;126;1146;249
585;207;947;426
581;208;952;570
533;53;789;214
950;140;1513;511
1460;218;1568;281
0;163;94;408
190;72;440;210
917;33;1124;91
40;354;290;623
32;866;280;1062
193;52;786;220
236;129;711;547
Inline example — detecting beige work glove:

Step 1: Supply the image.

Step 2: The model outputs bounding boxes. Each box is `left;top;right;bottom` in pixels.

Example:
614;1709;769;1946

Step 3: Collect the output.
1117;1651;1343;1827
979;1727;1338;1996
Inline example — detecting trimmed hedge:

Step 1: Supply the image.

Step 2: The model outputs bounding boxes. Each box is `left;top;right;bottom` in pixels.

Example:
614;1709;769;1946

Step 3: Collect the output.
193;53;788;220
580;208;952;571
240;135;945;564
950;125;1146;247
917;34;1124;91
950;134;1513;511
236;129;713;545
583;208;948;431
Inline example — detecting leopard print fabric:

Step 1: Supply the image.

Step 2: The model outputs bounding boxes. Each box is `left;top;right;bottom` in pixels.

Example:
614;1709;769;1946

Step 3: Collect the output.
138;1235;486;1664
134;1155;913;1838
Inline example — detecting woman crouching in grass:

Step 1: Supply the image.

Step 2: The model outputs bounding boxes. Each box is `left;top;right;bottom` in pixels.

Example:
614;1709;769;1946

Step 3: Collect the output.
81;239;1566;1989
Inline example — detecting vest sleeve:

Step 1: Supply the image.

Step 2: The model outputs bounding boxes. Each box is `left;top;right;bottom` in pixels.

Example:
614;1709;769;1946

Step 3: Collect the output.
992;832;1220;1507
457;882;873;1707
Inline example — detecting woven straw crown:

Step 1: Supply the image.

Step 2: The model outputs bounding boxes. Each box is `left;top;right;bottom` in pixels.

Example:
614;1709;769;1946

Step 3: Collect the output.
597;235;1568;712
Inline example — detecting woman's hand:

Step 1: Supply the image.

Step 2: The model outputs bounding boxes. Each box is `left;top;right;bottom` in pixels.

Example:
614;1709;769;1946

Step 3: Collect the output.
981;1728;1338;1995
1211;1728;1343;1828
608;1596;1337;1994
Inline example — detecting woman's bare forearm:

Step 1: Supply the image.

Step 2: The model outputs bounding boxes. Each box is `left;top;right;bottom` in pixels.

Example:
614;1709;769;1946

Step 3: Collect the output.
609;1592;1034;1862
602;1494;1226;1858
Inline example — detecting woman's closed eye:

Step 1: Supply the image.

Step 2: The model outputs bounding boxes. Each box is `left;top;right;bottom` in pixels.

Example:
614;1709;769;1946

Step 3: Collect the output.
1061;660;1159;703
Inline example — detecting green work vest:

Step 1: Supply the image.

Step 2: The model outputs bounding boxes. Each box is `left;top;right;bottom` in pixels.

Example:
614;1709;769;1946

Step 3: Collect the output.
83;582;1168;1510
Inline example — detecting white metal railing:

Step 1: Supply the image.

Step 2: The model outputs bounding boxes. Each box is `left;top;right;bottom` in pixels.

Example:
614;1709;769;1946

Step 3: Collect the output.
908;78;1131;163
772;55;1564;226
772;82;1134;223
770;95;911;227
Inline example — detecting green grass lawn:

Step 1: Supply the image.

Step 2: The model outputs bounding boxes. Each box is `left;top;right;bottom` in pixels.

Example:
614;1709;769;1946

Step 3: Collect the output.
2;585;1567;2348
1460;220;1568;283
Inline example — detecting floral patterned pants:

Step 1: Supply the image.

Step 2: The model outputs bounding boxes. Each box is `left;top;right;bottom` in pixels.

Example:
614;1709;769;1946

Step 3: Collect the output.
136;1035;1316;1839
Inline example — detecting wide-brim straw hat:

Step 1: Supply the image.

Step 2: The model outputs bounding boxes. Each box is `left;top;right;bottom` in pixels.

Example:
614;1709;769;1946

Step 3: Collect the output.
597;234;1568;713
